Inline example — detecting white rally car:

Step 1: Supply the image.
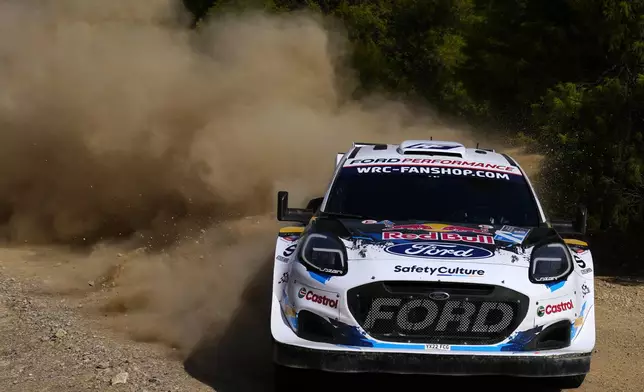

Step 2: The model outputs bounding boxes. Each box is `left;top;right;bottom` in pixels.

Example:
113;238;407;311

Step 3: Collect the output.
271;140;595;389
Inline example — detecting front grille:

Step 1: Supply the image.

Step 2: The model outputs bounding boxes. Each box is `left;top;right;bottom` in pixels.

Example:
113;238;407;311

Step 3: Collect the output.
348;281;529;345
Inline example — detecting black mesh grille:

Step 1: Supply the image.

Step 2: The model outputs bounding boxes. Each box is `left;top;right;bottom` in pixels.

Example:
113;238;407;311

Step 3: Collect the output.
348;281;529;345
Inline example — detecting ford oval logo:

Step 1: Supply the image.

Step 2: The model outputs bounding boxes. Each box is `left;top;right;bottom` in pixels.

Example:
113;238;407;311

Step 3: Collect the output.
428;291;450;301
384;242;493;259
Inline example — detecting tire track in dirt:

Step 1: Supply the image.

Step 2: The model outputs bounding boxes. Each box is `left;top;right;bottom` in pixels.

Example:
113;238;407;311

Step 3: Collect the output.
0;245;641;392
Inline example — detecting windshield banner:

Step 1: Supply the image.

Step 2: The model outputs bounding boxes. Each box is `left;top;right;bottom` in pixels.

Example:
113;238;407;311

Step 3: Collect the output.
342;165;515;181
343;157;523;176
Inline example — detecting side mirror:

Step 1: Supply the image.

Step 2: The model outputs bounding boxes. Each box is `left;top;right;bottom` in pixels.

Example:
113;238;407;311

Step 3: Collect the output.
550;204;588;235
277;191;315;224
306;197;324;212
574;204;588;235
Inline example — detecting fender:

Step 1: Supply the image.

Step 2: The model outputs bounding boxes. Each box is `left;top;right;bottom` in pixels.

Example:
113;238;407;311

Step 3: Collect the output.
273;226;304;299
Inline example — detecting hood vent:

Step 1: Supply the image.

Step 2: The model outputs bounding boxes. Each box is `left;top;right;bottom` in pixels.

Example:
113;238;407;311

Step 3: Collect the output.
397;140;466;158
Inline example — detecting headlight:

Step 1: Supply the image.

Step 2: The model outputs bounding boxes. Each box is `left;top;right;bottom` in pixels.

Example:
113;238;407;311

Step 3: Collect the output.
299;233;348;276
529;242;573;283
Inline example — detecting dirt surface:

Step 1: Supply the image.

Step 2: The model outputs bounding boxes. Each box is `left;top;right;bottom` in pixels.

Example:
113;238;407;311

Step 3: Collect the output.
0;242;641;392
0;2;641;392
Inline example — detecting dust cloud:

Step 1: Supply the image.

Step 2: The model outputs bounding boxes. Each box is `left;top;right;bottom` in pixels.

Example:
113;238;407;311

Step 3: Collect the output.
0;0;541;353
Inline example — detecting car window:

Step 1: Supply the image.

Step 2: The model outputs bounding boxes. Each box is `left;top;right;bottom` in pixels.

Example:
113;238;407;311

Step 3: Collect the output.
324;165;542;227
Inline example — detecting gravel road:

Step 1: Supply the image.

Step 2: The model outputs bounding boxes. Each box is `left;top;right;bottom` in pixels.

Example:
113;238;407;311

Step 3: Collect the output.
0;246;641;392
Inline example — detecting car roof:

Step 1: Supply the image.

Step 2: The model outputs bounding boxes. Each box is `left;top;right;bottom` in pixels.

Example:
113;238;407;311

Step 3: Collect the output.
327;139;547;223
342;140;520;170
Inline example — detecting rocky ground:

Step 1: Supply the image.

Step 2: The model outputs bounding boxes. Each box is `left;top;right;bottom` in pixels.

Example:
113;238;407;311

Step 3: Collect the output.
0;248;210;392
0;246;641;392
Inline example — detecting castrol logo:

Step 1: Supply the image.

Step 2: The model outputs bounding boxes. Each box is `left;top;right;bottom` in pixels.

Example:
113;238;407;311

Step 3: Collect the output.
537;299;573;317
298;287;338;309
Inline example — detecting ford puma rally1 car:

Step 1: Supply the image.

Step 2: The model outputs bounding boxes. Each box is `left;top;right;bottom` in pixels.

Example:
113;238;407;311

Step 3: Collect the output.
271;140;595;389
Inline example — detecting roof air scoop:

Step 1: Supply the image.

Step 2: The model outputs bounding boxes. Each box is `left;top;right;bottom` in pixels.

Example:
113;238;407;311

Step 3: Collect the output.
398;140;466;158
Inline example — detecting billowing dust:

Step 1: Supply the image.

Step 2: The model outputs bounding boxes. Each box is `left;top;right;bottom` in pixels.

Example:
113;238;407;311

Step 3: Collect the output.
0;0;542;354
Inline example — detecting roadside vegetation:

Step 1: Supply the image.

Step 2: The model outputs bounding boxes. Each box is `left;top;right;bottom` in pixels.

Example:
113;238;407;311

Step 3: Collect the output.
183;0;644;273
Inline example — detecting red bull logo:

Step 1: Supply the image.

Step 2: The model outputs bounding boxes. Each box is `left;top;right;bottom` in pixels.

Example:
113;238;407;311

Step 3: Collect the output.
383;223;489;235
383;231;494;245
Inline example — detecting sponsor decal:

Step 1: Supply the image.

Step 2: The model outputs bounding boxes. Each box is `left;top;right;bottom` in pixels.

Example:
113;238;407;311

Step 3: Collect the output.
298;287;338;309
574;255;593;275
277;244;298;262
581;283;591;297
364;298;515;334
493;225;530;244
309;271;332;285
573;254;585;268
278;272;289;285
425;344;451;351
536;299;574;317
545;281;565;292
394;265;485;277
283;244;297;257
385;242;494;260
383;231;494;245
344;157;519;175
383;223;489;234
352;165;511;180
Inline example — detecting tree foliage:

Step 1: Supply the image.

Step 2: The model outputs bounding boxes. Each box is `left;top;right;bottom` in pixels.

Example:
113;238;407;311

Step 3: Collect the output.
184;0;644;233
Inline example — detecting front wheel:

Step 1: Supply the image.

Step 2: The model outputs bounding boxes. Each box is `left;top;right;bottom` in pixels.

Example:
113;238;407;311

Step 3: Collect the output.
273;364;309;389
274;363;323;389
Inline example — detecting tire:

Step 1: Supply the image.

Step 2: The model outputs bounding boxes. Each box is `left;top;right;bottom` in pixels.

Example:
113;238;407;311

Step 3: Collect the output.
546;374;587;389
273;364;308;390
274;364;323;389
272;364;288;390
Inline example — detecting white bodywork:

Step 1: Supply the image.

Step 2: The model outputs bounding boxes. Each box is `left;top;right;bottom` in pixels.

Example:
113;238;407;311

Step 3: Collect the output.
271;141;595;362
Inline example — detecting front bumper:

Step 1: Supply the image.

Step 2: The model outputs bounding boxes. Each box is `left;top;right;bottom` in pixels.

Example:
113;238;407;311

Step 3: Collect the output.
271;259;596;377
273;340;591;377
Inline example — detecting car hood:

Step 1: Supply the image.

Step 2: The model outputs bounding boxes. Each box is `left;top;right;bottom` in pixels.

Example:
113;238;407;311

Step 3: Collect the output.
309;217;562;268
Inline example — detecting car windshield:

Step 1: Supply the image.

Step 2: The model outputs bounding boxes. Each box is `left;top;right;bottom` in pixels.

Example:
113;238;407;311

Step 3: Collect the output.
323;165;542;227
